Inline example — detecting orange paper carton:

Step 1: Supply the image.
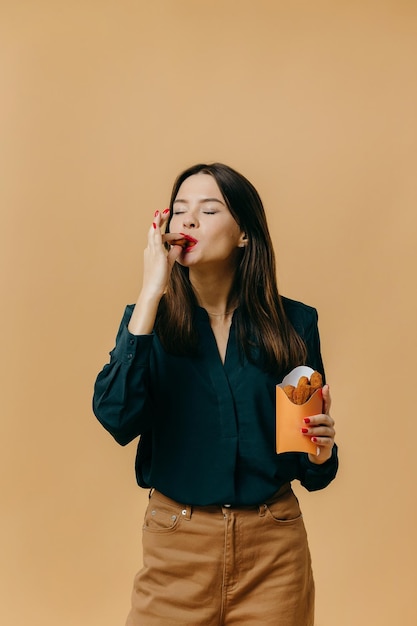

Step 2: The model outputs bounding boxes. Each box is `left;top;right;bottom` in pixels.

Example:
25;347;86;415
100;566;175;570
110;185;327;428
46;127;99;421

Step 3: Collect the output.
276;366;323;455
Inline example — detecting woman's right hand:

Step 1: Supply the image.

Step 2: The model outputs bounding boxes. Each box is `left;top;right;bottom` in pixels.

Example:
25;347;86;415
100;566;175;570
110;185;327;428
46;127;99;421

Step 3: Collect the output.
142;209;184;299
128;209;183;335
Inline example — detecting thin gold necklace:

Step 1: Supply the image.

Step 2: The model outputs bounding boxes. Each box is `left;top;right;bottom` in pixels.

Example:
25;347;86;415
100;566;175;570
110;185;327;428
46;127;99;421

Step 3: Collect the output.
206;309;234;317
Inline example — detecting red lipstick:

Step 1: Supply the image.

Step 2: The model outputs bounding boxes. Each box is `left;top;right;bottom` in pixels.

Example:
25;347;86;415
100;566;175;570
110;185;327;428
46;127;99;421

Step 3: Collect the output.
173;233;198;250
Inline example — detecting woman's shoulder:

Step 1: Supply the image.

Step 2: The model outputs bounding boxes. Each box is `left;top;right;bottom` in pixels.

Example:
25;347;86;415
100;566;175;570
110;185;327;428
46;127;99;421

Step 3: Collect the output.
280;296;318;333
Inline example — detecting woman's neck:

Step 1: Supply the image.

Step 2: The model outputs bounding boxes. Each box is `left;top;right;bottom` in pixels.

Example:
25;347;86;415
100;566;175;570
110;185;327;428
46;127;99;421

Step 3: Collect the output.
189;267;236;316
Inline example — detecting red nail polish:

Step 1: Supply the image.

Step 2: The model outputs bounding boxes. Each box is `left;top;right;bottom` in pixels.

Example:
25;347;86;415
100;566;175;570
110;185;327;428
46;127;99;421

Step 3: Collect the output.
154;210;159;217
152;222;156;229
163;208;170;214
301;428;309;434
304;418;311;424
311;437;318;443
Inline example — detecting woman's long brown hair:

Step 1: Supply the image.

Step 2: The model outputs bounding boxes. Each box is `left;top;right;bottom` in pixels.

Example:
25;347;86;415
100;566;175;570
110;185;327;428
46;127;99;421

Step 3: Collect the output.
155;163;307;375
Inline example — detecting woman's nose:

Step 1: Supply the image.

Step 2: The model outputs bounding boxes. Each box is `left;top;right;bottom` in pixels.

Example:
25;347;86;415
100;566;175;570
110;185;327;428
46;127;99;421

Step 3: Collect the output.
183;213;198;228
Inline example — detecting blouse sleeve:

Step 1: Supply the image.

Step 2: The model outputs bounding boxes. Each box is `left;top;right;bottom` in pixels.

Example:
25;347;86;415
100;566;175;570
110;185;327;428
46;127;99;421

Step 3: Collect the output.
299;444;339;491
92;305;154;446
299;305;338;490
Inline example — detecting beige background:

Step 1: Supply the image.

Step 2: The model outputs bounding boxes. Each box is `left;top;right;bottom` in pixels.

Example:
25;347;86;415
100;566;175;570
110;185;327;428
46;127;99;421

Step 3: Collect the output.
1;1;416;624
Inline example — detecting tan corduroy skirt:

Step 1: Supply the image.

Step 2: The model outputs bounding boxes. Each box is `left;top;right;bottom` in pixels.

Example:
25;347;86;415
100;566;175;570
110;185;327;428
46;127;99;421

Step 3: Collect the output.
126;484;314;626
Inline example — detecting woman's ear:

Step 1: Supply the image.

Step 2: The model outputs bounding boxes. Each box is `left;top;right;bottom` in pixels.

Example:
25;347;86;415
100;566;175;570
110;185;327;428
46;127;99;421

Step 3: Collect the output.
238;232;248;248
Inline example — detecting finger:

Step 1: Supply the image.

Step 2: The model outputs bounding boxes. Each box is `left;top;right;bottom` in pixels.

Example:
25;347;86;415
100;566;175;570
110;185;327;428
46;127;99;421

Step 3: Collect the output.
148;210;165;245
152;209;170;225
301;425;335;439
149;210;160;231
309;437;334;464
166;245;183;267
310;436;334;449
162;232;189;246
322;384;331;415
303;414;335;428
159;207;171;229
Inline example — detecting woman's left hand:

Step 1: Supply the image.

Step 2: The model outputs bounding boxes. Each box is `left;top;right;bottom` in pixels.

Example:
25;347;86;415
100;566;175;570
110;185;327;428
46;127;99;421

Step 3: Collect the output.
304;385;336;464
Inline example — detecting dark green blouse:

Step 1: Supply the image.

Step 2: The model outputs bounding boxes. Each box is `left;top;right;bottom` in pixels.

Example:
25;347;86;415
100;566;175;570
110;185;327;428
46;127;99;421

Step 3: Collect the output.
93;297;338;506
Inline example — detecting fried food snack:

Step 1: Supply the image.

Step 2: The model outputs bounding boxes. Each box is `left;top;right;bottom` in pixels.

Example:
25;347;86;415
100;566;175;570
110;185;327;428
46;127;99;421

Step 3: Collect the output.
283;385;295;401
293;378;311;405
310;371;323;391
284;371;323;405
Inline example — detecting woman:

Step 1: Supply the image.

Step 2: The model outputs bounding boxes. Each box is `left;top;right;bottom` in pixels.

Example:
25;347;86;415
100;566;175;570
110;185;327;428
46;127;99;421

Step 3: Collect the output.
93;163;338;626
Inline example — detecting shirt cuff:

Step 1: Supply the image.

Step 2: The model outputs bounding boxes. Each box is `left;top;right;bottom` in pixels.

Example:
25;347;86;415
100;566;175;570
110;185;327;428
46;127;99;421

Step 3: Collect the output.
111;324;154;365
300;444;339;491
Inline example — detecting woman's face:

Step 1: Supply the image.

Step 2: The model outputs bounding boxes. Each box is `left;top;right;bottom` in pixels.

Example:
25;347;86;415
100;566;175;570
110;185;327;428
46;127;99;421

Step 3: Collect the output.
170;173;246;269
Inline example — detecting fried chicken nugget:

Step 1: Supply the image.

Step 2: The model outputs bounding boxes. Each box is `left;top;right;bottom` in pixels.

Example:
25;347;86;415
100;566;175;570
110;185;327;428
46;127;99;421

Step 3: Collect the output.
293;377;311;405
283;385;295;401
310;371;323;391
307;371;323;399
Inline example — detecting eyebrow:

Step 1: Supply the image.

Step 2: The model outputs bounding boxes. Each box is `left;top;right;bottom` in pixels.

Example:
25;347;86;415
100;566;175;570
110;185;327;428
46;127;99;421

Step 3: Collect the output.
173;197;226;206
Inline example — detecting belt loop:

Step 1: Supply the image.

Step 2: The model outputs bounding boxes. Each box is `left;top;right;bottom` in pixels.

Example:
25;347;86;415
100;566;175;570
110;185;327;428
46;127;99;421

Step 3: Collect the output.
258;503;267;517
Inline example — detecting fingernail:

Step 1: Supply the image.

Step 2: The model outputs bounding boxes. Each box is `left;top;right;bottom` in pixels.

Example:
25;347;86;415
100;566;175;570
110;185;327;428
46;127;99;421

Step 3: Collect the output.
311;437;318;443
154;210;159;217
152;222;156;229
163;208;170;214
301;428;309;434
304;418;310;424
